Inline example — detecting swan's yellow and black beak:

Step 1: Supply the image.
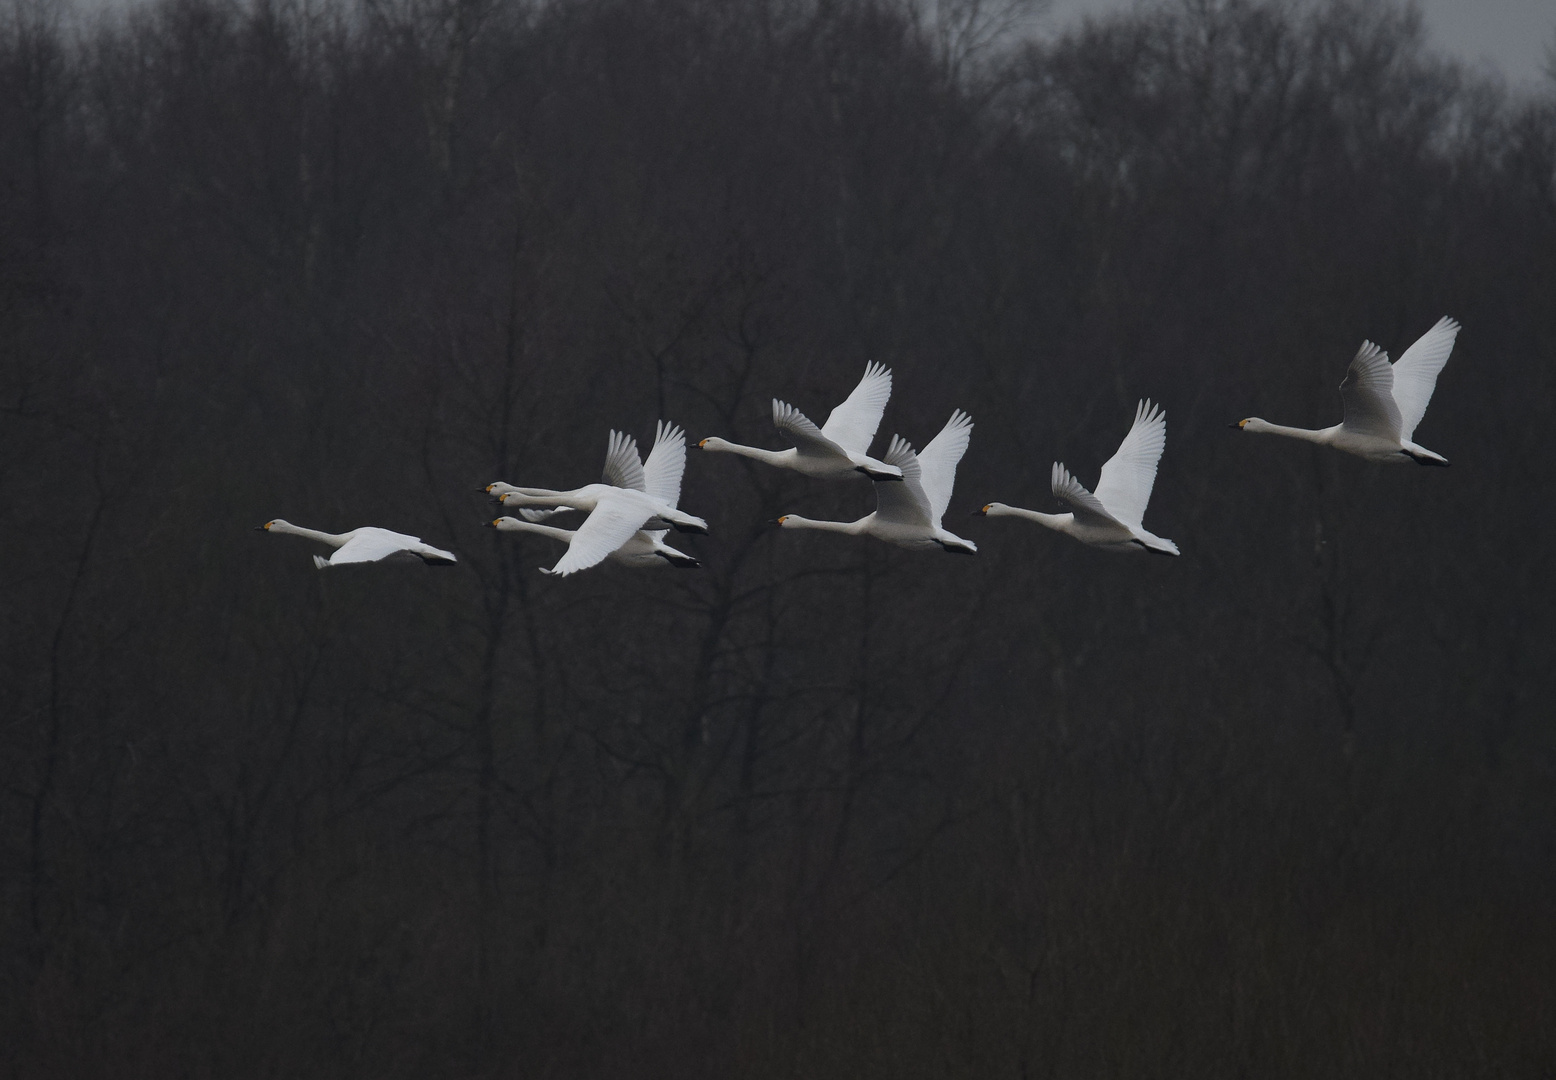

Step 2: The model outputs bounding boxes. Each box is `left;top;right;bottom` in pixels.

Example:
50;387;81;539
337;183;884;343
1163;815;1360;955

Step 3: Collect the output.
970;504;991;517
255;522;271;531
485;519;500;528
697;438;709;448
769;516;788;527
1229;419;1249;429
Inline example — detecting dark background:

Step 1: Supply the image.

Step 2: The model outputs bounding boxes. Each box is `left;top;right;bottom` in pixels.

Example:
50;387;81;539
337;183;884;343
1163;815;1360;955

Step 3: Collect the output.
3;0;1554;1074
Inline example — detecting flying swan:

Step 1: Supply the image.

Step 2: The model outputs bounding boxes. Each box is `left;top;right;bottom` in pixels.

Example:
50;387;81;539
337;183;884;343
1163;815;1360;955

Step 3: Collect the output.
1231;316;1460;464
774;409;977;553
978;399;1179;556
256;520;457;568
505;421;702;576
698;362;904;481
490;424;709;534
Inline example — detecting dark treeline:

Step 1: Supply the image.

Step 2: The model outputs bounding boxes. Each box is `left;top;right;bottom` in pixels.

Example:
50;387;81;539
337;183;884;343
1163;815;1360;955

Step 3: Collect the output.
2;0;1554;1073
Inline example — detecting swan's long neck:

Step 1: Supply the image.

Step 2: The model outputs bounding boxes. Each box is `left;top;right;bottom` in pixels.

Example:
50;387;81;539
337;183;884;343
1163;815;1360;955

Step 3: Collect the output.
702;439;791;467
984;503;1071;533
1243;419;1335;445
501;489;586;509
269;521;349;547
494;519;575;544
779;514;867;535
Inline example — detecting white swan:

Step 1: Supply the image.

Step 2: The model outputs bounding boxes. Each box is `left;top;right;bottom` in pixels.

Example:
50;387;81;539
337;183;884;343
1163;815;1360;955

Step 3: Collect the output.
698;362;904;480
978;399;1179;556
486;517;699;569
257;520;457;568
774;410;977;553
493;423;709;534
1232;316;1460;465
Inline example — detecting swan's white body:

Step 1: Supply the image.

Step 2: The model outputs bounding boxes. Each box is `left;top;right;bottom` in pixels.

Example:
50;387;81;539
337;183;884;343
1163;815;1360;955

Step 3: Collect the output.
492;426;709;535
979;399;1179;556
258;520;457;567
698;362;904;481
776;410;977;553
500;422;703;576
488;517;698;569
1233;316;1459;465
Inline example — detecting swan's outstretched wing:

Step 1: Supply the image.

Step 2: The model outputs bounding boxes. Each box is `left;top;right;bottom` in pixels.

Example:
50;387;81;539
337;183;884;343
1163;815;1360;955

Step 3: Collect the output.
872;435;933;526
1051;463;1123;529
915;410;973;525
328;528;455;566
1094;399;1165;529
641;421;686;508
518;507;570;523
601;430;647;492
821;362;893;456
1390;316;1459;441
542;497;654;577
1339;342;1401;439
772;399;851;458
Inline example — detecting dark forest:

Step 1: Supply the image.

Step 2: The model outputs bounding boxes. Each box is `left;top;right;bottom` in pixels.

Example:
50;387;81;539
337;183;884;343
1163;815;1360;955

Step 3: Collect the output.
2;0;1554;1074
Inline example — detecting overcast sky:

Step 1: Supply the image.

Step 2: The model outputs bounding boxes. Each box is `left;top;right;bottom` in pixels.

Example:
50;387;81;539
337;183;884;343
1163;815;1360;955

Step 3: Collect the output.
1043;0;1555;86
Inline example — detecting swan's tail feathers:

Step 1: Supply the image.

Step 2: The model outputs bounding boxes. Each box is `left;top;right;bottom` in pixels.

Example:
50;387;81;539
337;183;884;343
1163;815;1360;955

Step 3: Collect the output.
669;513;710;535
1134;534;1180;557
1402;446;1450;467
660;550;701;569
312;554;331;570
938;538;978;555
856;462;905;481
417;551;458;566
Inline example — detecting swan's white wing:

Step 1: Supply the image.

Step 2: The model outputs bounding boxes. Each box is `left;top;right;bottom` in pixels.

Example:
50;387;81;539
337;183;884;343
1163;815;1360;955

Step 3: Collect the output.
872;435;933;526
821;362;893;456
641;421;686;508
772;400;850;458
1339;342;1401;439
915;410;973;525
601;430;647;492
327;528;423;566
1390;316;1459;441
542;497;655;576
519;507;571;523
1051;463;1123;529
1094;399;1165;529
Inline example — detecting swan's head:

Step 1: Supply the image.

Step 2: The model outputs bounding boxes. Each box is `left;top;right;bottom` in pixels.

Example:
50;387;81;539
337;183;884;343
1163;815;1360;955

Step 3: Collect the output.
255;519;288;532
973;503;1009;517
1230;418;1261;431
771;515;794;529
698;436;730;451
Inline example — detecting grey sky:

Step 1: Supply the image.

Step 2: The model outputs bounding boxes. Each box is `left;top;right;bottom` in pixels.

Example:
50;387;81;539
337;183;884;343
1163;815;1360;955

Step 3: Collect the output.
1041;0;1555;87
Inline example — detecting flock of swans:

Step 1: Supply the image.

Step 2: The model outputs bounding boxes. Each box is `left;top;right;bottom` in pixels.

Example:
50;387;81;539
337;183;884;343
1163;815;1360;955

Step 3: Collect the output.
258;317;1460;575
